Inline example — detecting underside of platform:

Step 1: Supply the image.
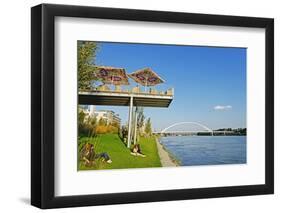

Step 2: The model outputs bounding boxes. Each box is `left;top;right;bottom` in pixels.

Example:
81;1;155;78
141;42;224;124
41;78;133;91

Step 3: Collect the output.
79;91;173;107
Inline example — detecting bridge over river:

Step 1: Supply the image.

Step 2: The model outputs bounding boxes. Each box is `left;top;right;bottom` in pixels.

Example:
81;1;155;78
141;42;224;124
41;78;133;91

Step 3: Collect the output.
153;122;235;136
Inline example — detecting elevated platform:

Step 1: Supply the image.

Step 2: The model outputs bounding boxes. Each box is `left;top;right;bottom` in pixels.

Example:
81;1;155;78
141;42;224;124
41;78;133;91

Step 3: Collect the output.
79;90;173;107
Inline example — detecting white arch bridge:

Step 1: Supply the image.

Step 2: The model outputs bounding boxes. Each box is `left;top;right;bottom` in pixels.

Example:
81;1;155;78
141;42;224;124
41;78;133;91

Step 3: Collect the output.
153;122;234;136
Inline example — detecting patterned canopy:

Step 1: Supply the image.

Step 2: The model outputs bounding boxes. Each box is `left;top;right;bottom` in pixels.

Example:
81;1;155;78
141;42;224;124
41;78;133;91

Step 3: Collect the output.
95;66;130;85
128;68;165;86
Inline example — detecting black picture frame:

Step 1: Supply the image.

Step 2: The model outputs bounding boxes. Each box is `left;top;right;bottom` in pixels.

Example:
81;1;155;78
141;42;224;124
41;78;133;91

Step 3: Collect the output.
31;3;274;209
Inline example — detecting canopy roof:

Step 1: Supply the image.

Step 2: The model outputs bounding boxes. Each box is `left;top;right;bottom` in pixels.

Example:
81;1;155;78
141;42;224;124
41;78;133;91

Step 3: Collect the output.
128;68;165;86
95;66;129;85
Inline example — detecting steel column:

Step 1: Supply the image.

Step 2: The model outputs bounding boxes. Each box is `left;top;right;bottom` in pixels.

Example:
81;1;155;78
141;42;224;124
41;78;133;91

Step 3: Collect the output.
133;107;138;145
127;96;134;148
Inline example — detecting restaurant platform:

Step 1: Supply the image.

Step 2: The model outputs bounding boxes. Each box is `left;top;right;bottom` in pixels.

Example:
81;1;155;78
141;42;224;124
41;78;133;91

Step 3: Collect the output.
79;90;173;107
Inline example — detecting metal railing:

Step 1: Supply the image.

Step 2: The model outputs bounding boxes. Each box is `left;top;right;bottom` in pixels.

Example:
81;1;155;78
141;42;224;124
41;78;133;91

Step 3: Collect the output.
79;86;174;97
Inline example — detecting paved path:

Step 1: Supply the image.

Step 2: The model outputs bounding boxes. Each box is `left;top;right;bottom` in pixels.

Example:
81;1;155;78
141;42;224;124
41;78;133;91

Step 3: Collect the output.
156;138;178;167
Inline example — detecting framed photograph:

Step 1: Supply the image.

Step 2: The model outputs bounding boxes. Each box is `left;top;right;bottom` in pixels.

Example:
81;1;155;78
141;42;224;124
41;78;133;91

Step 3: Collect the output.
31;4;274;209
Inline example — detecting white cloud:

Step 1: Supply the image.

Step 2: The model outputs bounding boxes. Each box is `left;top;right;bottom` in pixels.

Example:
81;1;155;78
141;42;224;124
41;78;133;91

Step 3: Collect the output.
213;105;232;111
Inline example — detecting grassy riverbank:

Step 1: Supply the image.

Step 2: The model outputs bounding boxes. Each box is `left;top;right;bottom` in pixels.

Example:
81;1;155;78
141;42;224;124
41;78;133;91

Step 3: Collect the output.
78;133;161;170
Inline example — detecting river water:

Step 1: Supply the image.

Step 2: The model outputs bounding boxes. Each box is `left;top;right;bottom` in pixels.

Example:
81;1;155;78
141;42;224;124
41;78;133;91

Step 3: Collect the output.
159;136;246;166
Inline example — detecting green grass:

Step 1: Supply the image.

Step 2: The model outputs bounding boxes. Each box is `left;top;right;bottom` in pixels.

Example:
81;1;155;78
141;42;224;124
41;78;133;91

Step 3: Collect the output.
78;133;162;170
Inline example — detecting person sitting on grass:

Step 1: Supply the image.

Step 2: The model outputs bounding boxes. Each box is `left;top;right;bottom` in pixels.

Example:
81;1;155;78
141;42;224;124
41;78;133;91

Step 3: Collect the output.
80;143;112;166
130;144;146;157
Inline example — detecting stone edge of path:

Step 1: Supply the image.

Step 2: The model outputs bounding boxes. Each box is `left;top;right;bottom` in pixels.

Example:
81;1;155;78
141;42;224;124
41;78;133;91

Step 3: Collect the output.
155;137;179;167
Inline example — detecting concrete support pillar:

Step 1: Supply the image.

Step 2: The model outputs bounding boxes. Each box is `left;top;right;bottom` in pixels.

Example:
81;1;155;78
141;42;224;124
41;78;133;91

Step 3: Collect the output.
133;107;138;145
127;96;134;148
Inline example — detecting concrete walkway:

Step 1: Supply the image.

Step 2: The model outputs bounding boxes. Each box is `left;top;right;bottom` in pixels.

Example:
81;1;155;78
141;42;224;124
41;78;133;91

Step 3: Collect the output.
156;138;178;167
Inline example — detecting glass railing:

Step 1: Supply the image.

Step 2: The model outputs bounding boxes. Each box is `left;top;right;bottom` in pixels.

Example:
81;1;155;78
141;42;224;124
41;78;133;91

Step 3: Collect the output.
79;85;174;97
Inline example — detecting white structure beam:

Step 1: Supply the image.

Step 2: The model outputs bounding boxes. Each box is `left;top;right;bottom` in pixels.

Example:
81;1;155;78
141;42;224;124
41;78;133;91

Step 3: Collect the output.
133;107;138;145
127;96;134;148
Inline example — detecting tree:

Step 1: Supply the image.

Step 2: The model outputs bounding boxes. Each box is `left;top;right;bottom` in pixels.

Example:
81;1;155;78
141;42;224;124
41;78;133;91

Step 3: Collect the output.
121;125;128;140
130;107;146;144
78;110;86;131
145;117;152;136
136;107;145;130
78;41;99;90
98;118;107;126
78;107;97;137
111;121;120;131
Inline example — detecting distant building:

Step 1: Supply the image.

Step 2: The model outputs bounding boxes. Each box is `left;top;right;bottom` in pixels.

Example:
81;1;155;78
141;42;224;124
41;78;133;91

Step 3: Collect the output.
79;105;95;117
94;110;121;126
79;106;121;127
79;105;96;123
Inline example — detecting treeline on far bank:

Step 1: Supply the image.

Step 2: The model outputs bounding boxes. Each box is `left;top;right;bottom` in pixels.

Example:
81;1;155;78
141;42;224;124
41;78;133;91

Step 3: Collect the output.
198;128;247;136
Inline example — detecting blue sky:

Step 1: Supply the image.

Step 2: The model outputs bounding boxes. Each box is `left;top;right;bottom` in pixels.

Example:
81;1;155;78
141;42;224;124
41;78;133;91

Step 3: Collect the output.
93;42;246;131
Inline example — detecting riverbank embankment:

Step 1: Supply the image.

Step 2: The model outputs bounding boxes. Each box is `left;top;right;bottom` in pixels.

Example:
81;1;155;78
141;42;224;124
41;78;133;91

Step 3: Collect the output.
155;137;179;167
